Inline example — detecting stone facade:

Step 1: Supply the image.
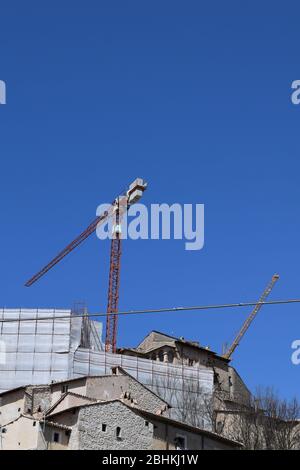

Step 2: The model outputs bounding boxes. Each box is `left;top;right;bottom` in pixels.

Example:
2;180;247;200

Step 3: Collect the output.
120;331;251;407
47;371;168;416
43;399;242;450
76;401;153;450
0;369;168;438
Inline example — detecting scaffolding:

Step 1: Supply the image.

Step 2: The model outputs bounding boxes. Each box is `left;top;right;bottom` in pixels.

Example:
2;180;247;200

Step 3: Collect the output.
0;308;103;392
0;308;213;427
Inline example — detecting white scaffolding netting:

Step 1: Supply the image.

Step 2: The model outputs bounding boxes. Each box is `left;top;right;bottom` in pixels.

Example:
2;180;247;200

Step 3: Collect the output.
0;309;213;427
0;309;102;392
73;349;214;425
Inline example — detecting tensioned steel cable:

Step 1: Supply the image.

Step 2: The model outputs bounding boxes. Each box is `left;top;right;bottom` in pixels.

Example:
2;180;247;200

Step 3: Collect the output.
0;298;299;322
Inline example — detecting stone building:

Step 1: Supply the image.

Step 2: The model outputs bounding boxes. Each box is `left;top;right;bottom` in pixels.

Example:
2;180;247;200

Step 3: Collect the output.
118;331;251;406
0;367;169;430
41;399;242;450
0;327;253;446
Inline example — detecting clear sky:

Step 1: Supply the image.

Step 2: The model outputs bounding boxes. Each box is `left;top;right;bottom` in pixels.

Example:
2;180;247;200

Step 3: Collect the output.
0;1;299;399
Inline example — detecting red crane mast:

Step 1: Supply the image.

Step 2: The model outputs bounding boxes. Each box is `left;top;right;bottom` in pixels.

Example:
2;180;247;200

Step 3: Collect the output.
25;178;147;353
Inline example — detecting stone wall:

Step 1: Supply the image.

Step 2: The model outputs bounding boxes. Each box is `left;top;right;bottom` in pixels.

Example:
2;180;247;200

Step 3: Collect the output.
77;401;153;450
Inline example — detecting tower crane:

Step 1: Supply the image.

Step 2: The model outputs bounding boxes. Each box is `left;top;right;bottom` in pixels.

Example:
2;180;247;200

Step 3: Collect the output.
222;274;279;360
25;178;147;353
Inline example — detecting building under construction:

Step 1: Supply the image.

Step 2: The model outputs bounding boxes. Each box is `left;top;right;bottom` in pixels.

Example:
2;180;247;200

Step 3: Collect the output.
0;308;251;428
0;179;279;432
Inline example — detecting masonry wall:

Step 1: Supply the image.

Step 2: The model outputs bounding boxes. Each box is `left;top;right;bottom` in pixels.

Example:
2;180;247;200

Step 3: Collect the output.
151;421;238;450
48;375;167;415
44;426;70;450
1;416;40;450
123;376;167;414
0;389;25;426
25;386;52;414
76;402;153;450
48;394;95;417
50;378;87;406
229;367;251;405
86;376;127;400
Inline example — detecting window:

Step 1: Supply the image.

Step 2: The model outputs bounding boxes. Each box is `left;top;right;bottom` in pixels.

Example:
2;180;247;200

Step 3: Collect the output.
216;421;223;433
102;424;107;432
53;432;60;443
33;421;36;427
62;385;68;393
145;421;149;427
17;408;21;412
168;351;174;363
116;427;122;439
175;435;186;450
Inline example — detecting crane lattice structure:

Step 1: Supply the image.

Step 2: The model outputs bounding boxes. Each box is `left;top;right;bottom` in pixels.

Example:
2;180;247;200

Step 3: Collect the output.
222;274;279;359
25;178;147;353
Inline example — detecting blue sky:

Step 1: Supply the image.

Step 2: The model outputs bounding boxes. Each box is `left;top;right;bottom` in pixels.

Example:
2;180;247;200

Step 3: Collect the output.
0;1;299;399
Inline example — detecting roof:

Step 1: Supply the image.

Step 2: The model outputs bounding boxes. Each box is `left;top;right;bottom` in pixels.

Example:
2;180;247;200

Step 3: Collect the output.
49;374;109;387
2;413;43;428
46;391;98;416
47;398;123;418
44;420;72;431
0;386;26;397
111;366;170;406
117;347;148;358
134;330;230;362
132;408;243;448
49;368;170;408
44;399;242;448
0;383;50;397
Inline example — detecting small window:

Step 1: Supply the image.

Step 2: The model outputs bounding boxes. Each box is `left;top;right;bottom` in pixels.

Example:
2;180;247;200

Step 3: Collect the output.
37;406;42;412
33;421;36;427
168;351;174;363
175;435;186;450
145;421;149;427
53;432;60;443
102;424;107;432
216;421;223;433
116;427;121;439
18;408;21;412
